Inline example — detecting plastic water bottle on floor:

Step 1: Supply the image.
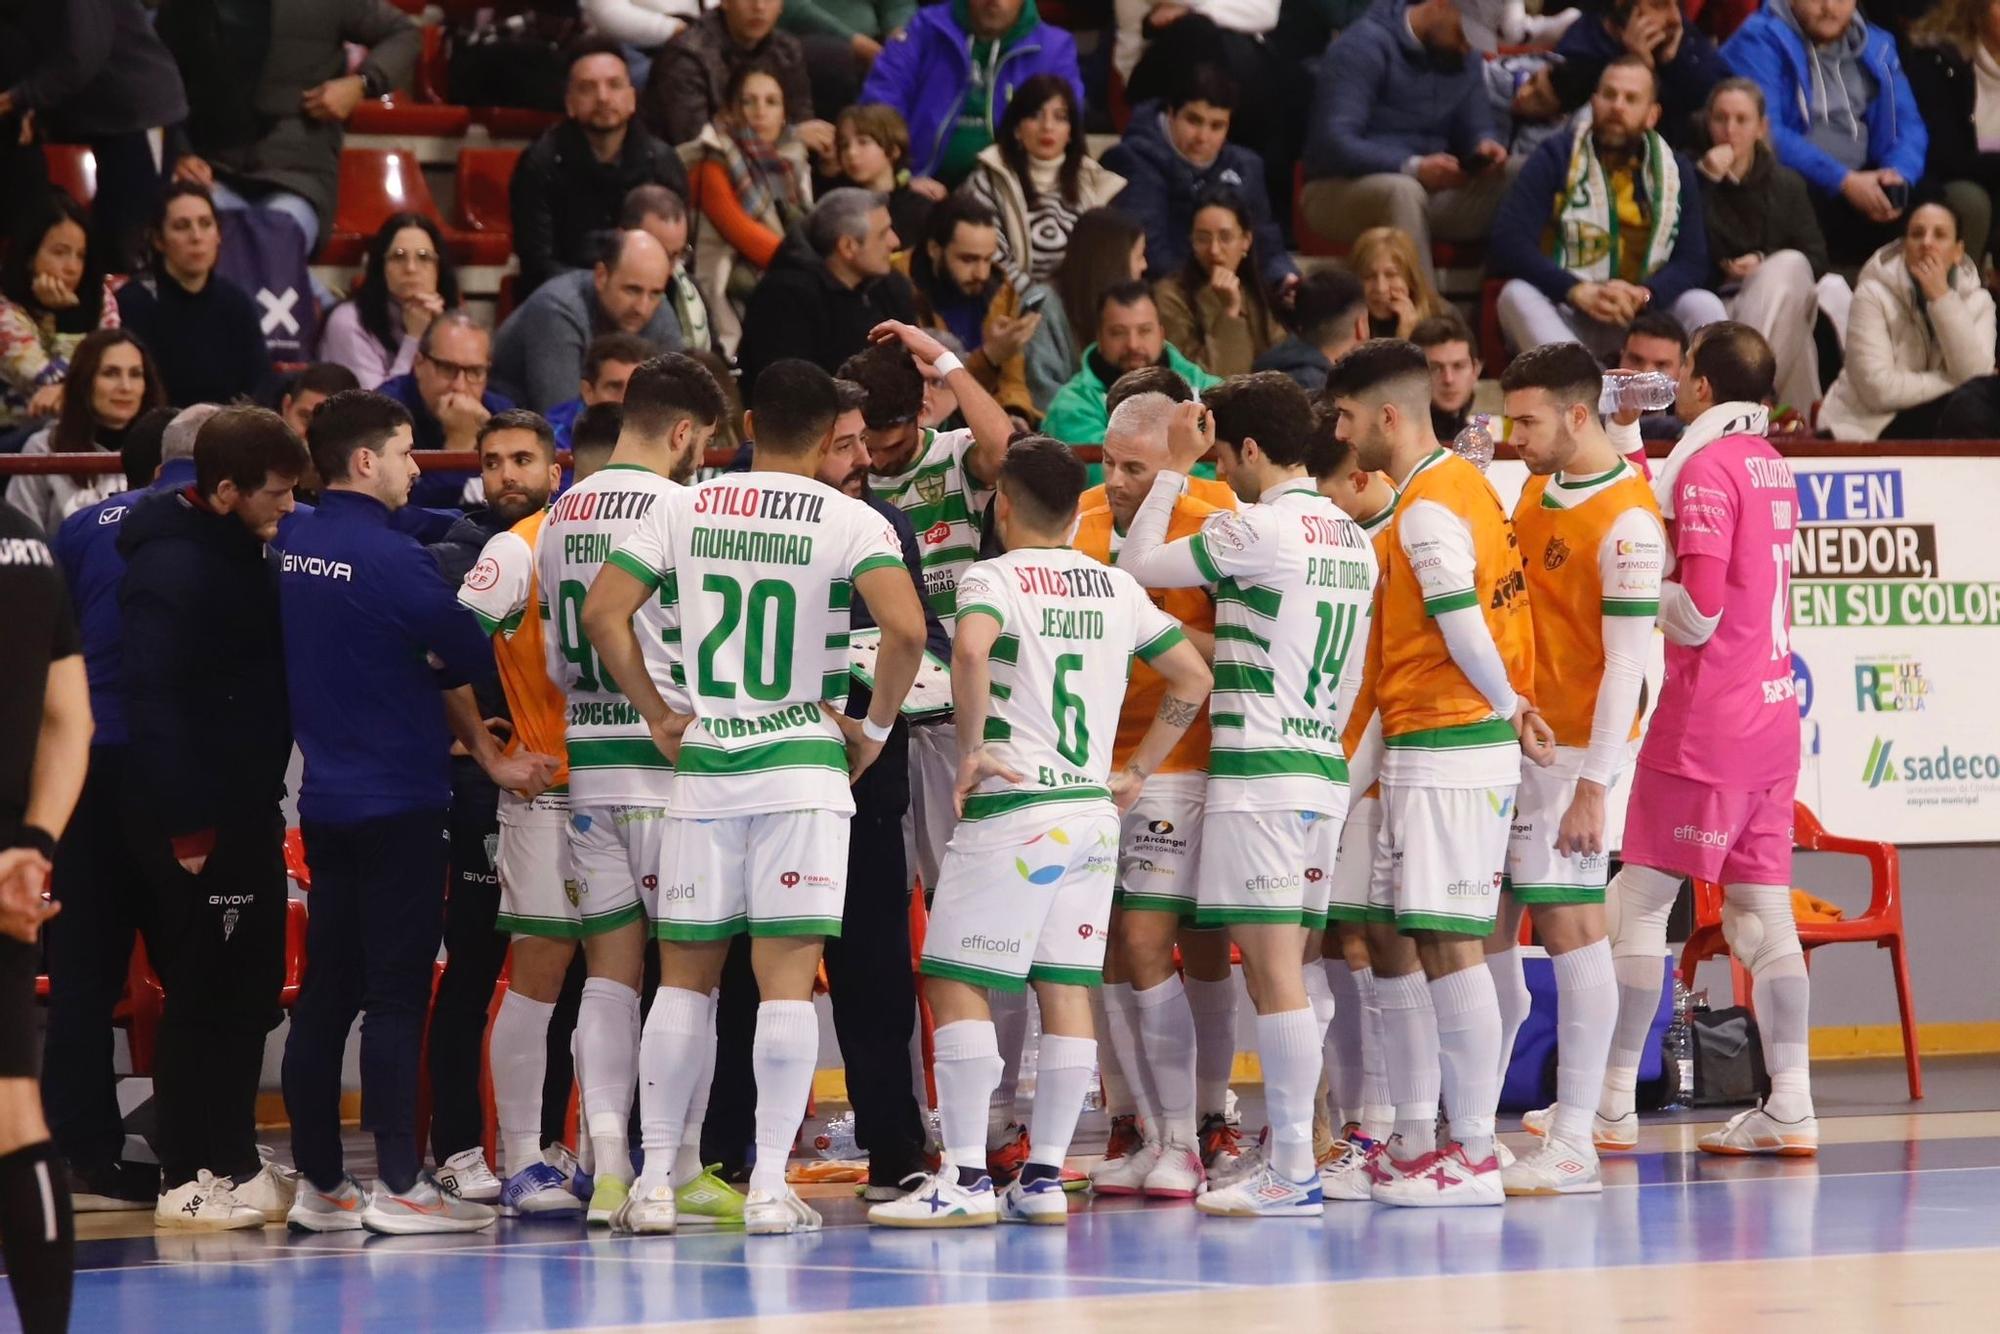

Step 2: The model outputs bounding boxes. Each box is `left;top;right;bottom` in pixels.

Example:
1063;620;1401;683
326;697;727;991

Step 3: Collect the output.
1600;370;1677;417
812;1111;858;1159
1665;980;1696;1109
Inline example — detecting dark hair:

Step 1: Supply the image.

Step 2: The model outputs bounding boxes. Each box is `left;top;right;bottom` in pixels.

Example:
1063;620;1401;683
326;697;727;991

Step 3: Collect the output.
1204;372;1316;468
620;183;687;229
1909;197;1964;243
121;405;177;490
996;74;1084;209
148;181;218;278
1054;208;1146;350
1304;400;1356;481
583;332;659;384
563;36;630;79
911;192;1002;295
724;57;787;113
2;192;105;331
1323;338;1432;413
1689;320;1776;405
622;351;726;440
1105;365;1192;418
1168;62;1237;113
748;359;840;454
997;435;1088;527
1499;340;1604;411
1292;268;1367;348
55;329;166;453
477;407;558;458
833;378;868;415
351;212;461;364
195;405;310;497
1097;277;1156;324
306;390;413;483
1178;186;1272;336
1410;312;1475;351
289;362;361;401
1624;309;1689;353
572;402;624;458
837;342;925;428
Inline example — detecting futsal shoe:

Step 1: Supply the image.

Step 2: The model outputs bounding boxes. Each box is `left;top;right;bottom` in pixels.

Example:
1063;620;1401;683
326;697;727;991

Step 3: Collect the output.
1194;1159;1324;1218
501;1161;584;1218
610;1176;677;1234
587;1174;630;1226
869;1168;999;1228
1371;1143;1505;1208
1142;1141;1205;1199
744;1184;823;1234
1102;1113;1143;1162
1502;1139;1604;1196
362;1174;499;1234
1001;1173;1071;1224
436;1148;502;1203
156;1170;266;1231
1698;1104;1819;1157
1521;1104;1639;1151
230;1159;298;1223
1435;1118;1515;1167
1319;1134;1385;1202
287;1174;368;1232
675;1165;747;1226
1089;1137;1161;1194
988;1123;1088;1193
1198;1113;1250;1185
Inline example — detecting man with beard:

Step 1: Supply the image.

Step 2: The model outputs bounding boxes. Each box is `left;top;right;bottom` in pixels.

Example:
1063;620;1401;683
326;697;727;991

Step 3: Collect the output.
1045;281;1220;446
1413;315;1481;444
897;194;1042;428
1491;57;1726;360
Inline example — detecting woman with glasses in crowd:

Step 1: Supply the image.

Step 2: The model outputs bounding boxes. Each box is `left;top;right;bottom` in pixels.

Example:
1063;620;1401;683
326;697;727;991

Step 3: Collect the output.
318;213;463;390
1152;187;1286;377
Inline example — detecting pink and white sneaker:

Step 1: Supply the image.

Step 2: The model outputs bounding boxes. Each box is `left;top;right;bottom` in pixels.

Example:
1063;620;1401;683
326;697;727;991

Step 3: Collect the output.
1370;1142;1505;1208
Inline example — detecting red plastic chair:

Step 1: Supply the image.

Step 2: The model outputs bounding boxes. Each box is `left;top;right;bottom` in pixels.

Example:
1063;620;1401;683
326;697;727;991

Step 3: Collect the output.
352;29;473;137
1478;276;1511;377
43;144;97;206
284;827;312;891
1679;802;1922;1099
321;148;447;265
454;147;521;264
280;899;309;1008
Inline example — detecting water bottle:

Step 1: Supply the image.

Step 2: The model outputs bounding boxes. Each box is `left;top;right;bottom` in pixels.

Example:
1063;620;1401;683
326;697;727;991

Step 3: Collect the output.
1665;979;1696;1109
811;1111;859;1160
1451;414;1496;472
1600;370;1678;416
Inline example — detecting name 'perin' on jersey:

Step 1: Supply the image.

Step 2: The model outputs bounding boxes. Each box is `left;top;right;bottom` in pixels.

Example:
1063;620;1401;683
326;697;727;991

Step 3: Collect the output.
536;464;686;807
608;471;905;819
953;547;1184;834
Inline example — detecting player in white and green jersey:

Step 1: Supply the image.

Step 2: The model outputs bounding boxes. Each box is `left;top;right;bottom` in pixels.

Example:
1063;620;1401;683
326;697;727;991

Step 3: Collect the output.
1116;376;1377;1219
869;438;1211;1230
532;354;724;1226
586;359;927;1238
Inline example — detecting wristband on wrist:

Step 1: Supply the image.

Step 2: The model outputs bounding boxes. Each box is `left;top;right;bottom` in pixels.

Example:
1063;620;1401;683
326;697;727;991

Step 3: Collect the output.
932;351;964;377
8;825;55;860
861;716;893;743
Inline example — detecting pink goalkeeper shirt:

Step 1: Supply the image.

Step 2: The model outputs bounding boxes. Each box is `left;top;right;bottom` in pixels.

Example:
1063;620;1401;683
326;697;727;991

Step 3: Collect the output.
1637;434;1802;791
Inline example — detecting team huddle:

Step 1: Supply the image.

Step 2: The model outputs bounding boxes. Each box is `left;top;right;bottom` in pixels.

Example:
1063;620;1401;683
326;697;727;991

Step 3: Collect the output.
308;316;1810;1234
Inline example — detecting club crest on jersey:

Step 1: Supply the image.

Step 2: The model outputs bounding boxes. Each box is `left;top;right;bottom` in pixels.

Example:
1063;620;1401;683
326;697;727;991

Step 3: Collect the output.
1542;536;1570;571
916;472;946;504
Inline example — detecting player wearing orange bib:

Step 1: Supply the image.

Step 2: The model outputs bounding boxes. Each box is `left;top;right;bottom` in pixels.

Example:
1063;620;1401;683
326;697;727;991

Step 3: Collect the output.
1493;345;1665;1196
1325;341;1550;1208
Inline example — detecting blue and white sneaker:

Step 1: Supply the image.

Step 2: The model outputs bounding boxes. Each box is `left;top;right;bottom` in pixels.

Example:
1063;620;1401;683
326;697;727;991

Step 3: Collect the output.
501;1161;583;1218
867;1169;999;1228
1193;1160;1325;1218
999;1174;1069;1225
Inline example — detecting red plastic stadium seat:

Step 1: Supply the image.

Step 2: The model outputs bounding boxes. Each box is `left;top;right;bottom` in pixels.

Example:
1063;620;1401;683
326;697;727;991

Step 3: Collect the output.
44;144;97;206
1478;276;1510;377
322;148;445;265
349;91;473;138
472;106;561;138
454;147;521;264
284;826;312;890
280;899;309;1007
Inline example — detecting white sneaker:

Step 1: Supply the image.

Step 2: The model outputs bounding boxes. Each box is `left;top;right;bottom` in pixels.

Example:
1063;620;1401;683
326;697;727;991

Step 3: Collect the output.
610;1175;677;1235
1142;1141;1204;1199
1371;1144;1505;1208
1000;1174;1069;1225
1089;1138;1161;1195
362;1174;499;1234
744;1184;822;1235
1320;1135;1385;1203
436;1147;503;1204
501;1155;585;1218
229;1160;298;1223
1495;1140;1516;1169
1698;1104;1819;1157
156;1170;265;1231
868;1169;998;1228
1502;1139;1603;1196
1193;1159;1324;1218
287;1175;368;1232
1522;1104;1639;1151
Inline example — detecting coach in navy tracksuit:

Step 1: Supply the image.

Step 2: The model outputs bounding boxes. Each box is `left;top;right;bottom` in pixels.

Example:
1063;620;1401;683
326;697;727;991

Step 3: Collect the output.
276;391;552;1206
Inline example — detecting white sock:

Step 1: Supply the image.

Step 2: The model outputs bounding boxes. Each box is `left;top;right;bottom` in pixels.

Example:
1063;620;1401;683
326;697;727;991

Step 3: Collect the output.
580;977;641;1183
1087;987;1136;1119
1133;975;1197;1145
637;986;710;1188
673;991;719;1187
747;999;819;1196
1100;981;1156;1128
1431;966;1502;1162
987;988;1030;1145
490;989;555;1177
1754;958;1815;1121
1254;1008;1322;1182
1026;1034;1096;1169
1603;864;1680;1121
1323;960;1363;1127
1486;945;1532;1084
1303;962;1337;1043
933;1019;1004;1181
1184;973;1237;1120
1550;942;1617;1148
1377;970;1440;1152
1355;966;1393;1139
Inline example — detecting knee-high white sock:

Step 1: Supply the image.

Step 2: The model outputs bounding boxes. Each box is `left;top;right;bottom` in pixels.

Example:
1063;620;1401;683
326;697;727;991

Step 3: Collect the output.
1184;974;1238;1120
1087;987;1135;1119
933;1018;1005;1182
748;999;819;1195
1431;966;1502;1162
491;989;557;1177
1602;864;1681;1121
987;988;1030;1144
1133;975;1196;1145
1254;1008;1322;1182
1730;883;1815;1121
1100;982;1156;1128
579;977;641;1182
1377;970;1440;1152
672;991;719;1187
1550;942;1618;1147
637;986;711;1189
1026;1034;1097;1171
1486;944;1532;1085
1303;962;1337;1043
1355;966;1393;1140
1323;960;1364;1128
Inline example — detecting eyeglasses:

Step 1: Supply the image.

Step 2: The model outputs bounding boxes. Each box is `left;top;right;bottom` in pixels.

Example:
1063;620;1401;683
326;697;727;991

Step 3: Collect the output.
388;247;438;265
422;354;488;384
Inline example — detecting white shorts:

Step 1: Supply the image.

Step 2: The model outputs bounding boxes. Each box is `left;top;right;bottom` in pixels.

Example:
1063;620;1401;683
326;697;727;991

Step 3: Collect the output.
921;804;1119;990
1114;772;1206;919
1506;751;1613;904
1379;782;1516;934
567;804;669;933
1194;808;1342;928
657;809;849;941
903;719;957;894
1328;793;1390;926
495;790;577;939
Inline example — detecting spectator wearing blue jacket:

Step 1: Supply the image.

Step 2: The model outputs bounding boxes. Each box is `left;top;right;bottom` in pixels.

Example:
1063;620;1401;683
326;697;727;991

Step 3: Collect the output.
859;0;1083;186
1722;0;1927;262
376;313;513;510
1550;0;1729;150
1300;0;1515;293
1101;65;1299;299
277;390;555;1235
1490;57;1726;360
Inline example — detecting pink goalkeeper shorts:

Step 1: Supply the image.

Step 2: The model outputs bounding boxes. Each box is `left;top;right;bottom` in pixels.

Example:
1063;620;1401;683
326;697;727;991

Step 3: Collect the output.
1620;765;1796;886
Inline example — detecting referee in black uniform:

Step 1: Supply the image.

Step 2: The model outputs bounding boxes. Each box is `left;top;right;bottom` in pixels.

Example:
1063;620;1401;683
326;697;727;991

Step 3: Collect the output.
0;500;95;1332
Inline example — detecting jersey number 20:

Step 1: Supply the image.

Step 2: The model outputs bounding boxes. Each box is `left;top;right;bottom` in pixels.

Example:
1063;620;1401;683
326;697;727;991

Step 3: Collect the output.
697;575;796;701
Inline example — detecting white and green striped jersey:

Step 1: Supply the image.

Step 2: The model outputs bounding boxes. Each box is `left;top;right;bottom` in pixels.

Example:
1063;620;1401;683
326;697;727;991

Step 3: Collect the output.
536;464;685;807
1182;480;1378;815
868;427;987;631
953;548;1183;839
609;470;905;818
